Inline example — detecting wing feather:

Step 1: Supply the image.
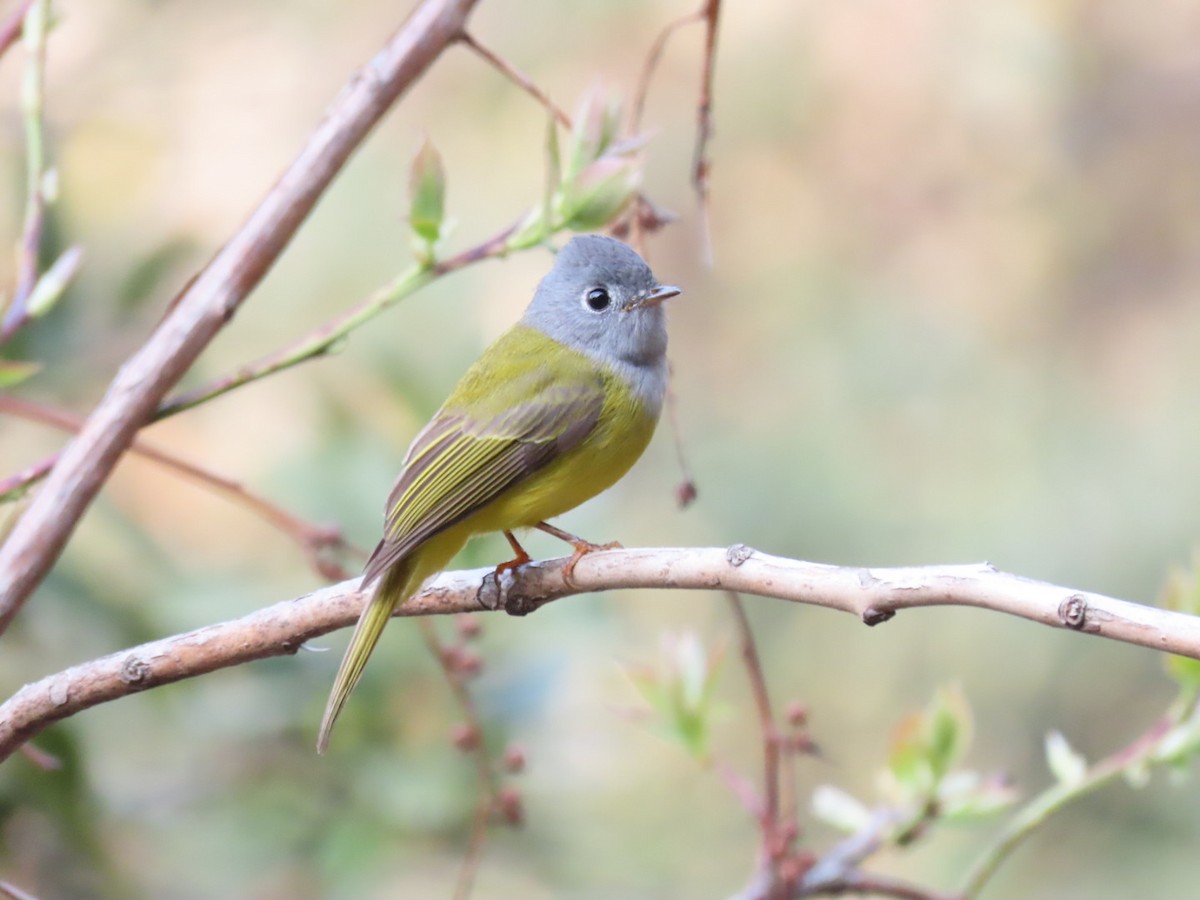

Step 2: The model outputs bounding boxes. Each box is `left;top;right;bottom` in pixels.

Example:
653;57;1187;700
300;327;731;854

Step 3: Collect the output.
361;371;604;586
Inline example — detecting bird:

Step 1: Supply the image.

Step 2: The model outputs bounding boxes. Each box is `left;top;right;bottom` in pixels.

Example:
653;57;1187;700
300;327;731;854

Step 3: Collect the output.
317;234;680;752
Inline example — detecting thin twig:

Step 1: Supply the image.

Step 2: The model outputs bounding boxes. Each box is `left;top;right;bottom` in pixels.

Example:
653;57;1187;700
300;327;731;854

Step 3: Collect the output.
626;10;703;255
154;265;432;418
454;796;494;900
715;758;765;819
809;872;959;900
725;592;782;846
0;0;484;630
692;0;721;268
627;0;721;265
418;618;500;796
153;216;541;420
627;6;714;503
2;547;1198;763
459;31;571;127
630;10;703;134
417;617;501;899
665;368;697;508
0;395;358;579
432;222;521;276
18;741;59;770
0;452;55;499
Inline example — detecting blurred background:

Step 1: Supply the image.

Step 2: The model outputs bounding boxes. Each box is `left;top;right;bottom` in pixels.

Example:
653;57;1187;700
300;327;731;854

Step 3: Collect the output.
3;0;1200;896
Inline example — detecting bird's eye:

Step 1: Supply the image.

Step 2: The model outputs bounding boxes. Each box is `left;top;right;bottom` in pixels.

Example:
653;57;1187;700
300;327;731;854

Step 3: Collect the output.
584;287;611;312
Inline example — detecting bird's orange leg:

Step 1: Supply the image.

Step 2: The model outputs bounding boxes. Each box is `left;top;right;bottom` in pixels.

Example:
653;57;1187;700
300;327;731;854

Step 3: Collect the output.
494;530;533;578
535;521;622;581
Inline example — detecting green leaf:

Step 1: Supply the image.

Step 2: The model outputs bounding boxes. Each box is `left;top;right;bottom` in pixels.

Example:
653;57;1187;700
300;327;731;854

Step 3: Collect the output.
1045;730;1087;785
927;684;972;778
564;86;623;182
558;156;639;232
885;685;974;803
0;358;41;388
623;631;724;762
408;138;446;251
886;710;934;797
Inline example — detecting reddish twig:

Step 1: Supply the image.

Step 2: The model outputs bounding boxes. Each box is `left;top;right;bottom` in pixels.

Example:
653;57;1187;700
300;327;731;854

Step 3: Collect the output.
0;0;483;631
0;395;357;579
626;0;721;263
665;367;697;508
692;0;721;266
17;741;59;770
418;616;504;899
626;9;703;256
630;10;704;134
626;4;721;504
418;618;500;797
715;758;765;819
0;452;55;499
727;592;802;894
726;593;780;827
811;873;959;900
459;31;571;127
432;223;521;277
454;796;494;900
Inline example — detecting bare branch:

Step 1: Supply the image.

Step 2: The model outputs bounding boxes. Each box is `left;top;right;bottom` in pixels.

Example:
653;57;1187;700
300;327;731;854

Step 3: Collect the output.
2;546;1197;764
0;0;482;631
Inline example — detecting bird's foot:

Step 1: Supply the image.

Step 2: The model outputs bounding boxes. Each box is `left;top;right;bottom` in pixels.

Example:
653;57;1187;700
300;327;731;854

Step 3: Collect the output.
560;538;622;583
534;522;622;583
493;529;533;578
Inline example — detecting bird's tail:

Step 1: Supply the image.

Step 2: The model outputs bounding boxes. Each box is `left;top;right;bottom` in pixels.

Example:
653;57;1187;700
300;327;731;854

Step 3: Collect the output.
316;557;417;754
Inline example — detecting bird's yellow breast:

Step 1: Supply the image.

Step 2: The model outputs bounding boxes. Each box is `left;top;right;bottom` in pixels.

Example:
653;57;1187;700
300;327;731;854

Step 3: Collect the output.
460;362;658;535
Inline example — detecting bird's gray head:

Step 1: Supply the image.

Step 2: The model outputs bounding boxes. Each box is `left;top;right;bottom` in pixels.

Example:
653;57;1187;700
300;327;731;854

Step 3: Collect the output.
522;235;680;376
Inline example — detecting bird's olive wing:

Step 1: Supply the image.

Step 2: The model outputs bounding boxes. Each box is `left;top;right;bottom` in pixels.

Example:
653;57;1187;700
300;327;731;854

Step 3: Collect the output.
361;377;604;586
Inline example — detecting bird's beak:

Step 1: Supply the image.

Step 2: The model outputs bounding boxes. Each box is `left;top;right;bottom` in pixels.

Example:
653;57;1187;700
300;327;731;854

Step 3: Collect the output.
632;284;682;309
